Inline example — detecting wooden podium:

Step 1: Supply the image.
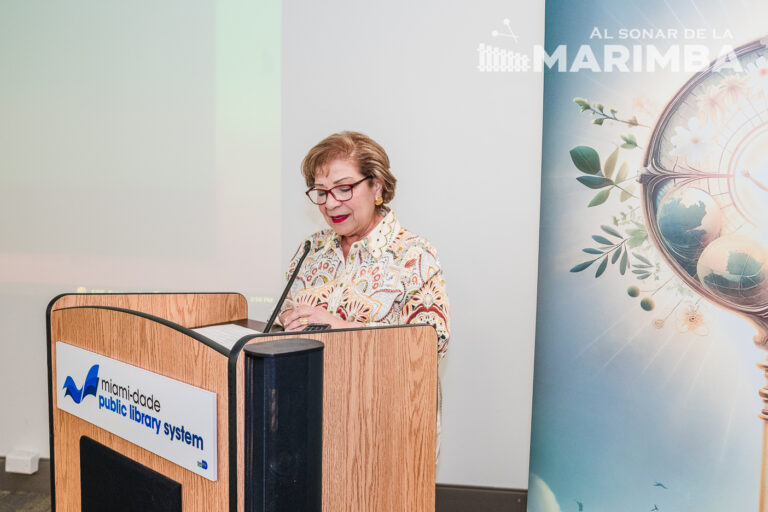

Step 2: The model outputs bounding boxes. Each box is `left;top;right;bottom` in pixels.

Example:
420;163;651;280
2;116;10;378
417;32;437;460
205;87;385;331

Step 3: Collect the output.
46;293;437;511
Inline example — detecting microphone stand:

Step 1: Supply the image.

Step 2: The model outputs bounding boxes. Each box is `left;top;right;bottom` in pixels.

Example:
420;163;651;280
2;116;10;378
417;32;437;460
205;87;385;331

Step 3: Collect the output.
263;240;312;333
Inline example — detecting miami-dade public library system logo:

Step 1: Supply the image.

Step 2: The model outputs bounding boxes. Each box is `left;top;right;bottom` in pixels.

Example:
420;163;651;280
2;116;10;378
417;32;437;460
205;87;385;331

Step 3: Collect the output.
62;364;100;404
61;360;204;451
478;19;743;73
59;349;211;476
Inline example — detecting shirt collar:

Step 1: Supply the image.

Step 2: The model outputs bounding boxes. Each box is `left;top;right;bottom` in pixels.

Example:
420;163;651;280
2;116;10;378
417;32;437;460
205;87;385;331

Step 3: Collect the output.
363;210;399;258
319;210;400;259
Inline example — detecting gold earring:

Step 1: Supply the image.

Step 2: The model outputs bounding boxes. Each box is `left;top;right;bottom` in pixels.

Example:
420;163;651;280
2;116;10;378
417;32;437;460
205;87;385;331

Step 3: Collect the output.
375;196;383;206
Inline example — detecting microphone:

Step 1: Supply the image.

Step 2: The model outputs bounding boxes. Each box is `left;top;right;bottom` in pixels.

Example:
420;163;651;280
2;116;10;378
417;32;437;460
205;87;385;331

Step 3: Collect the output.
263;240;312;333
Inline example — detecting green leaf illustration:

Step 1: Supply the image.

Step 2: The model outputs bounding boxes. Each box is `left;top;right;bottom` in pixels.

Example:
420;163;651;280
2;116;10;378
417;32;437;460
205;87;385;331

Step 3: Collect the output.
611;248;622;264
627;227;648;248
577;176;614;189
620;184;635;202
571;260;595;273
620;249;628;275
583;248;604;254
620;133;638;149
601;224;622;238
570;146;601;174
588;189;611;207
592;235;613;245
595;257;608;277
615;161;630;183
633;253;652;265
604;147;619;179
593;118;605;126
574;98;590;112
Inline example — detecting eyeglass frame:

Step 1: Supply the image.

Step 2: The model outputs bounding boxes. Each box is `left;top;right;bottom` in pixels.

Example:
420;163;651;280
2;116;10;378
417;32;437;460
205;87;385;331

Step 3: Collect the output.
305;176;373;205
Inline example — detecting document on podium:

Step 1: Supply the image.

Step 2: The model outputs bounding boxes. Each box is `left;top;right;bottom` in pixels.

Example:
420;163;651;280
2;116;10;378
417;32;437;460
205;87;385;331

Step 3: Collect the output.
192;323;260;350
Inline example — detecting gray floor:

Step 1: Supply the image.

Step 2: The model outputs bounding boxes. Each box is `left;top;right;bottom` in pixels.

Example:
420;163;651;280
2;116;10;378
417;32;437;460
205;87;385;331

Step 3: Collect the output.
0;459;52;512
0;491;51;512
0;458;526;512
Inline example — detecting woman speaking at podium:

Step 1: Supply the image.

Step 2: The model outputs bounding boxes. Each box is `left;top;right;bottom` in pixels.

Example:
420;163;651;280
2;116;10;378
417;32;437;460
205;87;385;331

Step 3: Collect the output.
278;131;450;360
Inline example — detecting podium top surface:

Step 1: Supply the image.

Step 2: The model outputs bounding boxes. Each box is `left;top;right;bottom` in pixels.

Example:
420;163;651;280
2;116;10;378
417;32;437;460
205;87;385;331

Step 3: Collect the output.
48;293;435;359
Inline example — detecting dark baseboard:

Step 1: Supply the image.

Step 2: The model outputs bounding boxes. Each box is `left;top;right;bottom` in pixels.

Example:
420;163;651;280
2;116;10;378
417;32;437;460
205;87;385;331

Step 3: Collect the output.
437;484;527;512
1;458;527;511
0;457;51;493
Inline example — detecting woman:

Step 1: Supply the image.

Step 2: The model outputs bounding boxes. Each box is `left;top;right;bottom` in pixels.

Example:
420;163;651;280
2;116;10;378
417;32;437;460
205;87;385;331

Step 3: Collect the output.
279;131;449;361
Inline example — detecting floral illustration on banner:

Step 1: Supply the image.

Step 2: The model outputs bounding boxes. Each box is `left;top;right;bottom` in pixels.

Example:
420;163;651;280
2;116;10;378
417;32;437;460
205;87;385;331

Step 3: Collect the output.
568;97;709;333
568;41;768;337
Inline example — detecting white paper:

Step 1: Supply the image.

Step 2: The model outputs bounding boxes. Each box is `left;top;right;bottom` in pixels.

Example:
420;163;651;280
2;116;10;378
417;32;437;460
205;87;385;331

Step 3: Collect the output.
192;323;260;350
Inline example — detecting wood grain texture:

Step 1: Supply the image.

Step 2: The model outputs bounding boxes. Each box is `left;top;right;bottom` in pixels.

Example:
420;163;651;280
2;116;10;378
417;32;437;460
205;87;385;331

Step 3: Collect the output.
50;293;247;328
50;307;231;511
236;325;437;512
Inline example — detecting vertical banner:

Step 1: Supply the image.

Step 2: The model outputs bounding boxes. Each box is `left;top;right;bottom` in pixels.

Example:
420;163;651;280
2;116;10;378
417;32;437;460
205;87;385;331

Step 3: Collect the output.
530;1;768;511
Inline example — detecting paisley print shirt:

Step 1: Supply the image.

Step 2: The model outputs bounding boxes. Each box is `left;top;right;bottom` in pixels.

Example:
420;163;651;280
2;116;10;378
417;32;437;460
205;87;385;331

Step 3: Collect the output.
283;211;450;360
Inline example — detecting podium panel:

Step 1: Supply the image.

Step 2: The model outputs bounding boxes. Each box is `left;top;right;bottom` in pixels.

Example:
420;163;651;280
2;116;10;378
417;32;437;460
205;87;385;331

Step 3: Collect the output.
235;327;437;512
49;304;233;510
47;293;437;512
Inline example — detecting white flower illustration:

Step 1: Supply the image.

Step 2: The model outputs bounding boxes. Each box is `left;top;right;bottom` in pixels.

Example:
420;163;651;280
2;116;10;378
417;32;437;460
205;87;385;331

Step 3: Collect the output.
720;74;750;104
670;117;716;165
746;56;768;97
697;85;727;122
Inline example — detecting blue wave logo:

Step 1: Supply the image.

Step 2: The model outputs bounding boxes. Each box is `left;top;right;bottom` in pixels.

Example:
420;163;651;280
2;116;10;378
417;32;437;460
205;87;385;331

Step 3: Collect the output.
62;364;100;404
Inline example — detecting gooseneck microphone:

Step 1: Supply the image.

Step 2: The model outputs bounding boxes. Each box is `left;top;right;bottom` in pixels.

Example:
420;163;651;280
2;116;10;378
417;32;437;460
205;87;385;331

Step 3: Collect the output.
263;240;312;332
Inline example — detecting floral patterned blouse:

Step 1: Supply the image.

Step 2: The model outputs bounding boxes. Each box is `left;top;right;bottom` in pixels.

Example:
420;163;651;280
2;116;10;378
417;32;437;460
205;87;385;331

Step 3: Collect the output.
282;210;450;360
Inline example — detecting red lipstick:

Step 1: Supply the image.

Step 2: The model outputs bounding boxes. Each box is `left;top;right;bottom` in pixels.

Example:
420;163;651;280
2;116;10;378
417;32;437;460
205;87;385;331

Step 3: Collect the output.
331;214;349;224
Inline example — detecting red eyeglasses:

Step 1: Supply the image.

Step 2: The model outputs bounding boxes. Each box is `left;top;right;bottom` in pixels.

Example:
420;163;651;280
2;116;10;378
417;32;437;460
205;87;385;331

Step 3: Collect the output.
305;176;372;205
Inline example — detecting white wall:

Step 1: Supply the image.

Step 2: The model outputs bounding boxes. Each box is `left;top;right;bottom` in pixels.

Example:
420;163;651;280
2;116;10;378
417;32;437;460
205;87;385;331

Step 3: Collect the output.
0;0;282;457
0;0;545;491
282;0;544;488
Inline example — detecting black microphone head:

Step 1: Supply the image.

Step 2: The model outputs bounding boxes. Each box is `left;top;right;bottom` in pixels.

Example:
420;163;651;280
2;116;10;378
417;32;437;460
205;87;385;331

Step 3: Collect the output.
304;240;311;252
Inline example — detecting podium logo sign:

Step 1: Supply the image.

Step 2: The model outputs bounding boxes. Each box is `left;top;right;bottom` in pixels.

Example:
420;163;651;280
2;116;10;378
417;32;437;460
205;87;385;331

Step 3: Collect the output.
62;364;100;404
56;342;218;481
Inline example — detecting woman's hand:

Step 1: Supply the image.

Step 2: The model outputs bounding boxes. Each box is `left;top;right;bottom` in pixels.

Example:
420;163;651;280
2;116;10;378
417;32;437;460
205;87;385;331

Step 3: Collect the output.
280;305;362;332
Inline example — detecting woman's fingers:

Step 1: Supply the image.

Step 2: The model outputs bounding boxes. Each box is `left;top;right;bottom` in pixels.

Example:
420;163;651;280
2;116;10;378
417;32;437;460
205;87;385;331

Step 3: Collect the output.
282;305;305;324
283;305;314;331
284;321;300;332
282;306;355;331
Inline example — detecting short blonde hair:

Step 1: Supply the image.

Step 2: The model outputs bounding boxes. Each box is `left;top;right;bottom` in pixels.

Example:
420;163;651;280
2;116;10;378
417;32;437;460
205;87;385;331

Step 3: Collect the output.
301;131;397;206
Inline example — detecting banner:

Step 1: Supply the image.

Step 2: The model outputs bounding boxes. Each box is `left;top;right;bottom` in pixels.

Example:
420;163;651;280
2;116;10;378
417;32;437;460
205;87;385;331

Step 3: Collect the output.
529;1;768;510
